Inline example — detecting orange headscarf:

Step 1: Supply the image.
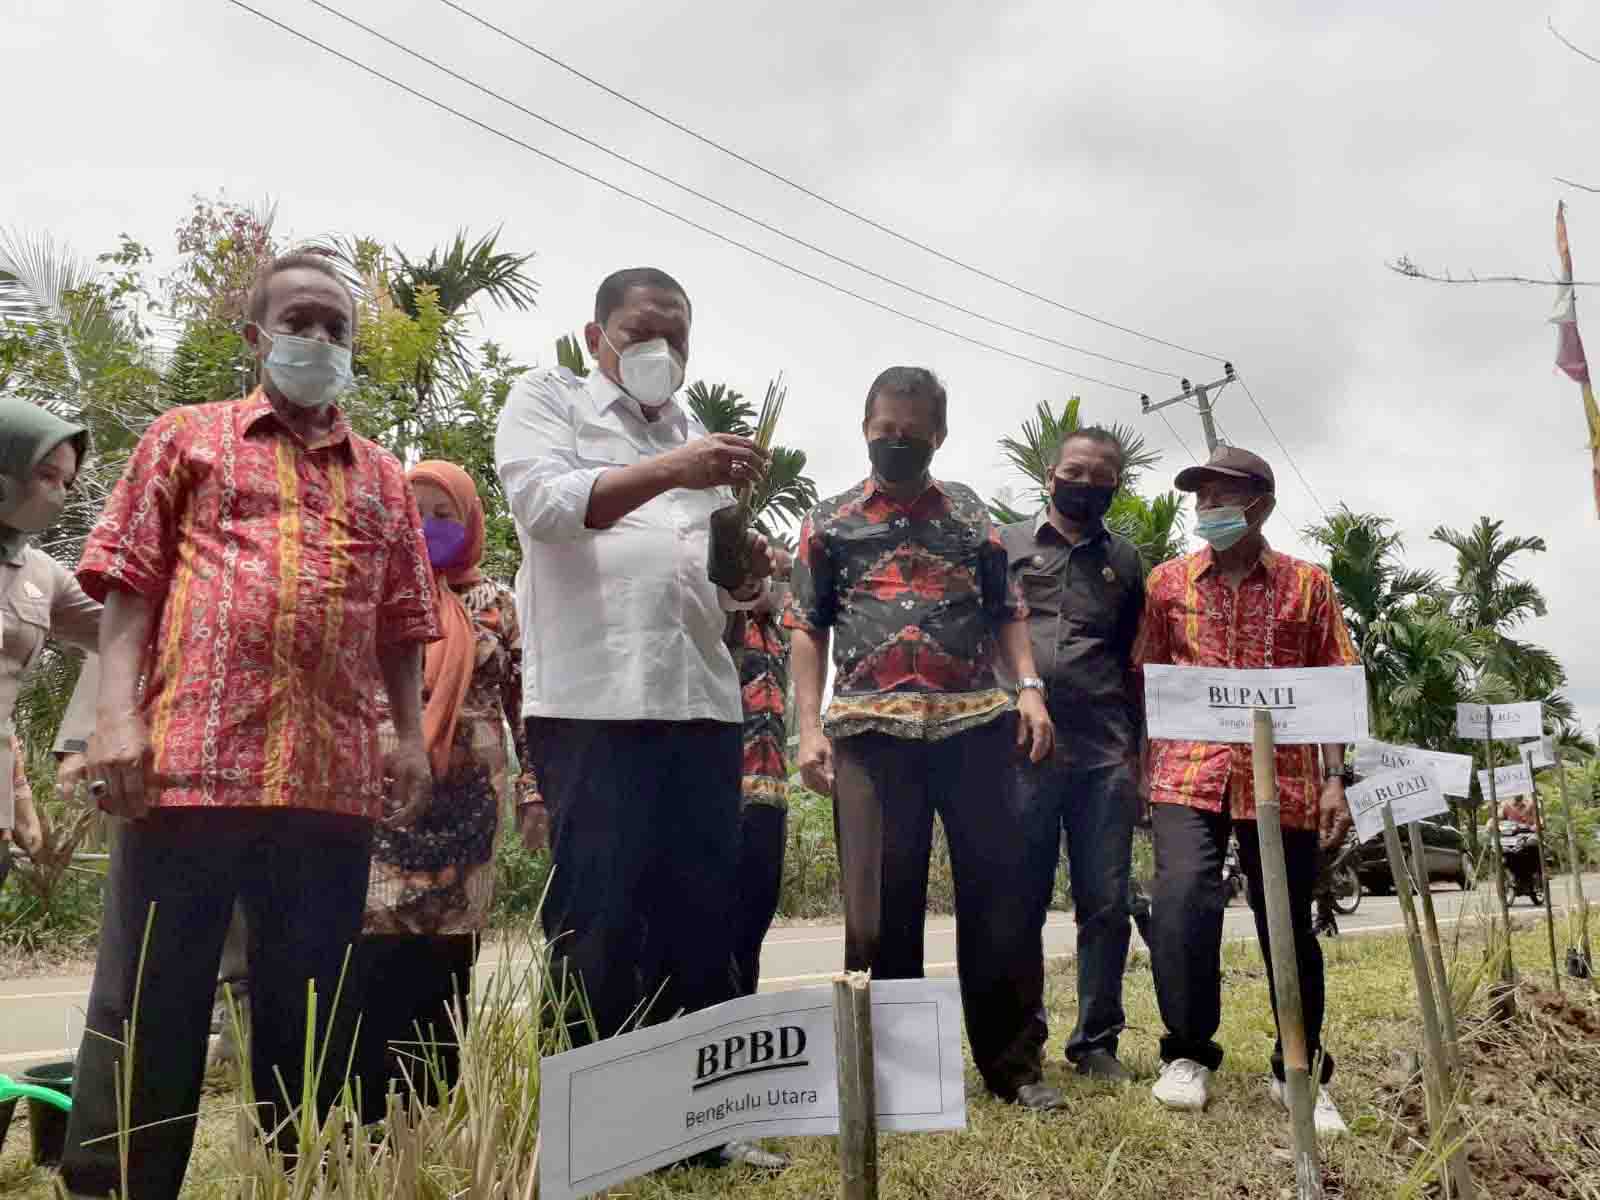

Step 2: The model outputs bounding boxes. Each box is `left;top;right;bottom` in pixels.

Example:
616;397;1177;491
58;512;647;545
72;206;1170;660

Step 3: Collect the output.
409;460;486;776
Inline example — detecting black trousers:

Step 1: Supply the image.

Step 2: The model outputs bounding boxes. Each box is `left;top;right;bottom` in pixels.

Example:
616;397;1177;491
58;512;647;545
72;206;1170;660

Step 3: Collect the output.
350;934;477;1123
62;808;373;1200
1014;758;1136;1063
528;718;741;1044
832;718;1040;1099
1149;802;1334;1083
733;803;787;994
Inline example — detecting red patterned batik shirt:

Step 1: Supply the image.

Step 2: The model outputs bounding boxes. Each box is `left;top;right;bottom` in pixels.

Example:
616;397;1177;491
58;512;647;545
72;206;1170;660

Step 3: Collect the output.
77;391;441;819
783;477;1025;741
728;606;789;809
1131;545;1358;831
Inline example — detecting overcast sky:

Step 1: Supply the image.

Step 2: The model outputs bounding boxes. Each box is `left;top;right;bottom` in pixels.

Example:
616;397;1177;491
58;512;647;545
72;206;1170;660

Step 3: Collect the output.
9;0;1600;734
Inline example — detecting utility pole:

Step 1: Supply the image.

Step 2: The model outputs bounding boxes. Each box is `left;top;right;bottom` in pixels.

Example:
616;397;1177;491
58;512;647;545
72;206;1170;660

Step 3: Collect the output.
1141;362;1236;454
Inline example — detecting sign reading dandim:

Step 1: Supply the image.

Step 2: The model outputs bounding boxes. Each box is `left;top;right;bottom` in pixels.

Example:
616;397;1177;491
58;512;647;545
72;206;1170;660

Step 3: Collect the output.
1142;665;1369;745
1353;741;1474;798
539;980;966;1200
1455;701;1543;741
1346;767;1450;843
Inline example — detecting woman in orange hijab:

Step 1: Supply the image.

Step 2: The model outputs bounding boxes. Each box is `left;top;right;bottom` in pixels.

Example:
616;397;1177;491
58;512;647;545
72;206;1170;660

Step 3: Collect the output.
353;460;538;1121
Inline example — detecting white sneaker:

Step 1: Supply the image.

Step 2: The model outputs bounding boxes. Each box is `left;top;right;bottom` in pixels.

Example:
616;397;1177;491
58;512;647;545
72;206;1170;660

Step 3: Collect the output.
1152;1058;1213;1111
1269;1077;1349;1139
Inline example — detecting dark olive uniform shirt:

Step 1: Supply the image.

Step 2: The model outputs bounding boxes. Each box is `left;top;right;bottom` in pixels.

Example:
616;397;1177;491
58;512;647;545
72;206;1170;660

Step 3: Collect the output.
1000;511;1145;768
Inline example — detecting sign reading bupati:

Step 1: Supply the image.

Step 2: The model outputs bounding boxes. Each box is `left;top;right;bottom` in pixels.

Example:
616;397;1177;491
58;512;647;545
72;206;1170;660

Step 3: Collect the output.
1455;701;1543;741
1478;761;1535;800
538;980;965;1200
1142;665;1369;746
1346;766;1450;843
1352;741;1474;798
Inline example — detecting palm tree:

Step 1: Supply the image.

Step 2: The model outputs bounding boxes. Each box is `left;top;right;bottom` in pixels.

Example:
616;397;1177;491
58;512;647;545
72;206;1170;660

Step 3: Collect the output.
991;395;1186;572
1305;506;1441;728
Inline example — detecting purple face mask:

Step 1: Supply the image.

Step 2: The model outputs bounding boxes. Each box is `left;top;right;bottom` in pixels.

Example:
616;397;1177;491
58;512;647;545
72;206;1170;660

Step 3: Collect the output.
423;517;469;570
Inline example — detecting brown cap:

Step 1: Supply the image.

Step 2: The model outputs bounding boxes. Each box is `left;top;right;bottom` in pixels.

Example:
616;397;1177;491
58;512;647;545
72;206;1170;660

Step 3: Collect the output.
1174;444;1275;493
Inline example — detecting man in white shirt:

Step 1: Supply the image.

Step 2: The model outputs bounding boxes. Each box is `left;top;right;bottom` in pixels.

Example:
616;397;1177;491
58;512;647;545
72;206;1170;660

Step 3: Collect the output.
496;269;779;1162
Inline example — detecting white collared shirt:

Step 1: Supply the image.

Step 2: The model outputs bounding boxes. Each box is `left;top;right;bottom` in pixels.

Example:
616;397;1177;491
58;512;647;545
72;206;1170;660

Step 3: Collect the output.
494;366;745;723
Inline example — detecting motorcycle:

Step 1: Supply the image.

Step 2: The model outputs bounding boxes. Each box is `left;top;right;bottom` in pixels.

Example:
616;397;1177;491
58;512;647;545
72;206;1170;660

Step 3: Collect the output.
1222;839;1247;904
1496;821;1545;907
1324;830;1363;916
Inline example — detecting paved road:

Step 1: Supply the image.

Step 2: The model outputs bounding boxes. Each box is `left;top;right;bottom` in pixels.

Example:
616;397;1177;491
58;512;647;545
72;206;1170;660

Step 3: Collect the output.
4;874;1594;1071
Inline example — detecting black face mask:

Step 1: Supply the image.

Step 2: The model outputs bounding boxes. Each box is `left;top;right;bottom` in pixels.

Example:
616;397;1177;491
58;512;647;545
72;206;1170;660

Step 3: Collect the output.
868;437;935;485
1052;479;1116;523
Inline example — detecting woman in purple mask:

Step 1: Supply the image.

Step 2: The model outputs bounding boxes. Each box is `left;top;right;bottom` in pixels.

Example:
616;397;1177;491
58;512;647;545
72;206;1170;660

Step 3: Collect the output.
353;459;538;1121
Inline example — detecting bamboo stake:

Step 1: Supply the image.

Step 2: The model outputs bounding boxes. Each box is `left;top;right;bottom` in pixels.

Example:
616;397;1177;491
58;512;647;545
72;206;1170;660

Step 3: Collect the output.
1386;808;1476;1199
1251;711;1323;1200
1526;765;1562;992
1554;748;1594;981
1480;715;1518;1018
832;971;877;1200
1408;821;1460;1071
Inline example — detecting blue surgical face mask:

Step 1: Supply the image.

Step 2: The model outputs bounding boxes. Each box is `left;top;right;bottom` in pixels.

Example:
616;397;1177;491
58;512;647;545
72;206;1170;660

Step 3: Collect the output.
1194;497;1262;551
258;327;354;409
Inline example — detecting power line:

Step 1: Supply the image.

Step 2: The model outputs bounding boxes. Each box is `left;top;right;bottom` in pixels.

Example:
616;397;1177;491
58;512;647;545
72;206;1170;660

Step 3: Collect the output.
1157;411;1199;463
437;0;1229;366
225;0;1149;395
304;0;1182;383
1236;374;1328;517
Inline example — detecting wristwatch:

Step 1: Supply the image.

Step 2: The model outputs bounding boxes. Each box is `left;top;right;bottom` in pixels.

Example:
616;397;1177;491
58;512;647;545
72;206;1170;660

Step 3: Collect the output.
1018;676;1047;697
1323;765;1354;786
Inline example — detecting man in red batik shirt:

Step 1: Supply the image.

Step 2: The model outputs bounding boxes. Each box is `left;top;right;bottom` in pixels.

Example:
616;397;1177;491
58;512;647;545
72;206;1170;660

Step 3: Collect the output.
63;254;440;1200
1133;446;1357;1137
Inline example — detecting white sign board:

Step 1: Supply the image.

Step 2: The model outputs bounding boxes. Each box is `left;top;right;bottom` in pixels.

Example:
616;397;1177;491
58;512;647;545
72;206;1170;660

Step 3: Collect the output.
1353;741;1474;799
1477;761;1534;800
539;980;965;1200
1142;665;1369;745
1519;735;1556;771
1346;766;1450;843
1455;702;1543;741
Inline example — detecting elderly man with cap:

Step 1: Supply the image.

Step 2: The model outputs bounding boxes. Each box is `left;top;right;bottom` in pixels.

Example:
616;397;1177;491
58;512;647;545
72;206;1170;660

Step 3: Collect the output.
1131;445;1357;1136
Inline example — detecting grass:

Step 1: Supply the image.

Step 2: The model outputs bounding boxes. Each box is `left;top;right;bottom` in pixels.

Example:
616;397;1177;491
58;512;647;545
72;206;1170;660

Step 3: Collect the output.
2;920;1595;1199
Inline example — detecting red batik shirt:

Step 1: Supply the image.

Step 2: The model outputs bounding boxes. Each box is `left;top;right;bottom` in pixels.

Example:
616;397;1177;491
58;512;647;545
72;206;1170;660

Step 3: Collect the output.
77;391;441;819
1131;545;1358;831
729;607;789;809
784;477;1025;741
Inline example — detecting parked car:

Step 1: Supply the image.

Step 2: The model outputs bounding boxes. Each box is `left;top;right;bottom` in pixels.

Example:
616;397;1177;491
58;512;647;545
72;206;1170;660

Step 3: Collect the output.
1356;818;1474;894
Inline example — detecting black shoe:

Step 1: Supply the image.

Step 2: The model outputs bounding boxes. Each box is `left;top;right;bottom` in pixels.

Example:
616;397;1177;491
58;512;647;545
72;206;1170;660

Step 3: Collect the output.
1074;1050;1132;1083
1011;1082;1066;1111
719;1139;791;1170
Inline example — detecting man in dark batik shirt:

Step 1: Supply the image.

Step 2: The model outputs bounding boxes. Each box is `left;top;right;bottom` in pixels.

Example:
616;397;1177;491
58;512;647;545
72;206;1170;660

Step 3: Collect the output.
785;366;1060;1110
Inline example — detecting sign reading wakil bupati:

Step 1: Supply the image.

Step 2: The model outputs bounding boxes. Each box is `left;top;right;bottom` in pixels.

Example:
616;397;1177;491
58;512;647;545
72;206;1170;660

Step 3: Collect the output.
1455;701;1543;741
538;980;965;1200
1142;665;1369;745
1478;761;1535;800
1353;741;1474;798
1346;766;1450;843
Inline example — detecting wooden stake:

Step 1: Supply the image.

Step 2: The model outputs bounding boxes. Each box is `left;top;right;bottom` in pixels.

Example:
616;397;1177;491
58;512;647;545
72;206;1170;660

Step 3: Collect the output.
1526;768;1562;992
833;971;877;1200
1407;821;1460;1071
1554;749;1595;981
1480;717;1518;1017
1251;711;1323;1200
1386;809;1476;1199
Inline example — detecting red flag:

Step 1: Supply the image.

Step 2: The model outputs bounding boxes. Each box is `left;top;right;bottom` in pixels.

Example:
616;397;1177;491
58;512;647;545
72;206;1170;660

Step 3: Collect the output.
1551;201;1600;516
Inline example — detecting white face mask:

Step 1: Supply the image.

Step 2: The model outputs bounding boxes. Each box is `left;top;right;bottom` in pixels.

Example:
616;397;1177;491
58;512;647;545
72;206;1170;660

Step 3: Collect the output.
257;326;354;410
603;332;685;409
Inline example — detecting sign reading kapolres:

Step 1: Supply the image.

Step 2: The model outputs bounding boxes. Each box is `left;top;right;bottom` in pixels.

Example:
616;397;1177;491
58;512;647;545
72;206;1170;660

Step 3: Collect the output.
1455;701;1543;741
1143;665;1369;746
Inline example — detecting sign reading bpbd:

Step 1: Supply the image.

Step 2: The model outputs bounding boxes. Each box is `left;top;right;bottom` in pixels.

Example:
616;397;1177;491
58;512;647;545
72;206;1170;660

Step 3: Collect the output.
695;1025;809;1089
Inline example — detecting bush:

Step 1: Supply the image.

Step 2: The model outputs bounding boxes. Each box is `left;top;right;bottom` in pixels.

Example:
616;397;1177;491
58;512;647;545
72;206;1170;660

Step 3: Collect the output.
491;832;551;926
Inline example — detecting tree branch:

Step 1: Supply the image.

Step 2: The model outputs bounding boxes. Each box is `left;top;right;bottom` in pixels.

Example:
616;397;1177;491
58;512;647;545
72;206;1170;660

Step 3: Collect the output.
1388;256;1600;287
